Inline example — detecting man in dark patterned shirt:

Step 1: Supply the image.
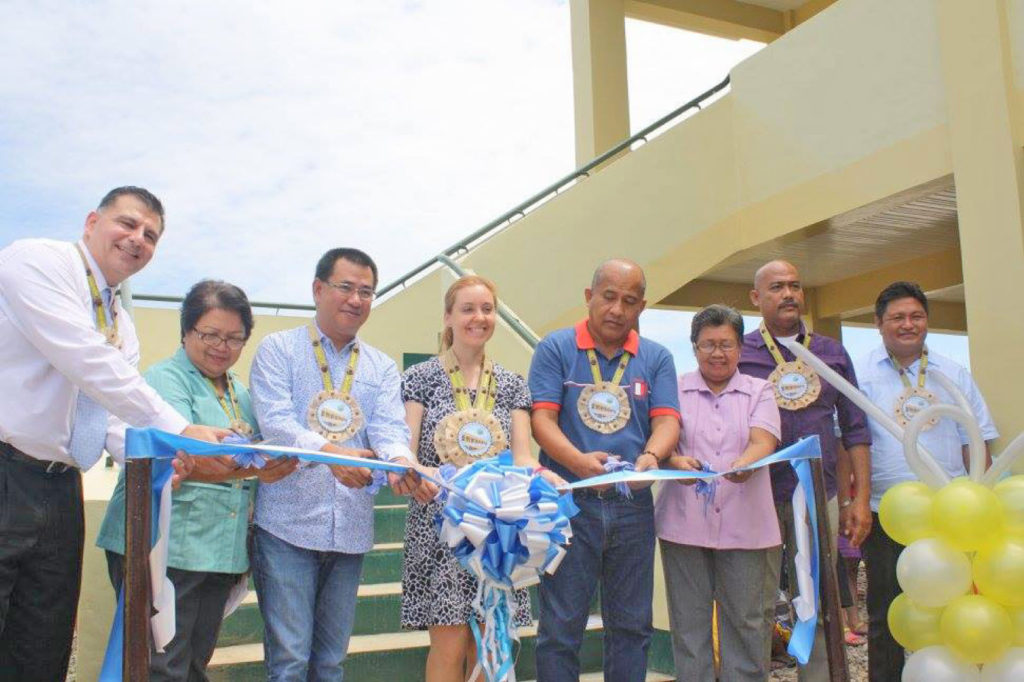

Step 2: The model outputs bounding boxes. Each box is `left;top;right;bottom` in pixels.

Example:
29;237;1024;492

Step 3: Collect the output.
739;260;872;681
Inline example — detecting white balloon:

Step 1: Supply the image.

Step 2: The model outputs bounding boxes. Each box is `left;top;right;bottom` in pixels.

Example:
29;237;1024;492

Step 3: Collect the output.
903;646;981;682
896;538;973;607
981;648;1024;681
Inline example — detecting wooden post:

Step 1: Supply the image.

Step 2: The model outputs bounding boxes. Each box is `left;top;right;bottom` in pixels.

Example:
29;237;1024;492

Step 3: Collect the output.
124;458;151;682
810;458;849;681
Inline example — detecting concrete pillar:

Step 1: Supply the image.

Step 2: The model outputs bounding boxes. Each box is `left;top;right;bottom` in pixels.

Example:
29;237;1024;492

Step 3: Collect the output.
936;0;1024;469
570;0;631;167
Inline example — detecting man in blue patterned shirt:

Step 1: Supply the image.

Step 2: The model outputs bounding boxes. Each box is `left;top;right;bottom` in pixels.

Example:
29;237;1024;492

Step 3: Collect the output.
250;247;417;681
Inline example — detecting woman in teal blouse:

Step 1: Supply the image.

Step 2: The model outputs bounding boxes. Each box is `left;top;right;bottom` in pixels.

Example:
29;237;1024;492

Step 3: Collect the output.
96;279;296;682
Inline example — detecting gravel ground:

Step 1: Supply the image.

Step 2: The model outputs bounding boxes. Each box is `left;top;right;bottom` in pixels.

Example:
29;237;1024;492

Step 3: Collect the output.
770;563;868;682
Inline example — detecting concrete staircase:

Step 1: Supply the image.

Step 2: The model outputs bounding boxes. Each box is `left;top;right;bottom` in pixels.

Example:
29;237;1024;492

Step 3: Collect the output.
206;488;674;681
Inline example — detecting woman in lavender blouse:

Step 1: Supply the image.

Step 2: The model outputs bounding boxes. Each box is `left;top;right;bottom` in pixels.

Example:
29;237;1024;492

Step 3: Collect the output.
654;304;782;681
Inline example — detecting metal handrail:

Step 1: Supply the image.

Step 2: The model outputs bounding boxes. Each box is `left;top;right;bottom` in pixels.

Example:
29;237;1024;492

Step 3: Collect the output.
129;75;729;316
436;255;538;349
375;74;731;299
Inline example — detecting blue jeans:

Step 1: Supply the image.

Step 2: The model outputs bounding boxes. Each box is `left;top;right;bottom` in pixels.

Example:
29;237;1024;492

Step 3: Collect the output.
535;489;655;682
252;526;364;682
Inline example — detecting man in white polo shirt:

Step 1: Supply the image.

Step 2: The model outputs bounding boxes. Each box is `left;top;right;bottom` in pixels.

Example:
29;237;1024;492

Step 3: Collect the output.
854;280;998;682
0;187;225;681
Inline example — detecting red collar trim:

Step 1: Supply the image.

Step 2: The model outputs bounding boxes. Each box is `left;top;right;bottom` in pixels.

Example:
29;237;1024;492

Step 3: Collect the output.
574;319;640;355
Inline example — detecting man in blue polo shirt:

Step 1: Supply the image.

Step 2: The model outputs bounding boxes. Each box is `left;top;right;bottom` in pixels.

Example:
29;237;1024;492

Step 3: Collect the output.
529;259;681;682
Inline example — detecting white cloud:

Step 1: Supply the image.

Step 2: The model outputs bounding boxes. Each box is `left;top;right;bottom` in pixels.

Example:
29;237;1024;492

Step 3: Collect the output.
0;1;763;305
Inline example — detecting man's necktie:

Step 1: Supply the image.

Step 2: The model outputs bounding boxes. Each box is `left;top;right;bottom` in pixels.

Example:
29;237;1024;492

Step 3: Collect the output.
69;288;113;470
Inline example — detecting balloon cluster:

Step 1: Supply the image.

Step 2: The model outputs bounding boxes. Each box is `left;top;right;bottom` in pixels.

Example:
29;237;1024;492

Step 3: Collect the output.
780;339;1024;682
881;476;1024;680
436;452;579;682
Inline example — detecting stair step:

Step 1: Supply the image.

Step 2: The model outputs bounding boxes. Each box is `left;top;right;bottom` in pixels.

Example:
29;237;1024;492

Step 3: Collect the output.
209;616;605;681
372;505;408;544
219;581;601;646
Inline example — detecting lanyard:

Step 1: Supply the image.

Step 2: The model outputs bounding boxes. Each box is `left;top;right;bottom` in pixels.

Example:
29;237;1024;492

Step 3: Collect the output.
444;350;497;412
889;346;928;389
75;243;117;339
206;375;242;422
308;324;359;394
586;348;632;387
758;322;811;366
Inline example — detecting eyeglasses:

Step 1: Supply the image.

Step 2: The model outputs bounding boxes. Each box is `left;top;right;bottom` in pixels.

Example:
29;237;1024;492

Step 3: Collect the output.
883;313;928;325
324;280;375;302
193;329;247;350
694;340;739;354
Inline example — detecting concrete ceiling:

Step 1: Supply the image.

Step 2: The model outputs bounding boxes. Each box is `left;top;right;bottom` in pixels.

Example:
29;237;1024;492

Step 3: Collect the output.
737;0;807;10
701;176;959;288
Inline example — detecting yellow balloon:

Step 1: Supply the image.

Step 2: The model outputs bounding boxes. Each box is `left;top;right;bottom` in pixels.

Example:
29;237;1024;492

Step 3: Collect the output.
1008;605;1024;647
940;595;1012;664
975;539;1024;607
880;481;936;545
995;475;1024;538
887;593;943;651
932;478;1005;552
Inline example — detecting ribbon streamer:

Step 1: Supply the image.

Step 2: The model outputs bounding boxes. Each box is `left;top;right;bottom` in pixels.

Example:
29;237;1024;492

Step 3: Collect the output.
436;452;579;682
100;428;439;682
562;436;822;490
104;429;822;681
602;455;635;498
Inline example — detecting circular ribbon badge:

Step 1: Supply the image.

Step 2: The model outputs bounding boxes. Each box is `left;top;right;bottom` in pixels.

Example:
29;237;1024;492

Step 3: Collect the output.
230;419;255;439
307;390;365;442
577;381;631;434
768;361;822;411
894;387;939;430
434;408;507;467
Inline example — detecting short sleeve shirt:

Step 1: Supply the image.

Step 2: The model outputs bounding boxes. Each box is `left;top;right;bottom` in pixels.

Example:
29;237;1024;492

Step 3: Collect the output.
655;371;782;549
527;320;680;483
854;345;998;511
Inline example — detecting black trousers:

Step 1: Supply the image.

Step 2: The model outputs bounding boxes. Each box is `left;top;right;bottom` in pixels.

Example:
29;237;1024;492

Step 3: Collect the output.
0;451;84;682
107;552;238;682
860;513;905;681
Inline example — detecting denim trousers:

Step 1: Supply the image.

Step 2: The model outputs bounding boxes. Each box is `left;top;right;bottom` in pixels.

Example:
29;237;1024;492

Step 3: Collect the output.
535;488;655;682
0;451;83;682
252;526;364;682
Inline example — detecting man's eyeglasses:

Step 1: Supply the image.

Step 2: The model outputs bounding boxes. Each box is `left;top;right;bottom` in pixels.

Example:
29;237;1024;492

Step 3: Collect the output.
324;280;376;302
193;329;247;350
694;340;739;354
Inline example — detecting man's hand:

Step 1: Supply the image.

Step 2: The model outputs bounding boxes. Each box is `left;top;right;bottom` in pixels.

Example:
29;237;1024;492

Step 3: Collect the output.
572;451;611;491
841;497;873;547
181;424;233;444
323;444;374;488
628;452;660;491
254;456;299;484
388;457;424;498
668;455;702;486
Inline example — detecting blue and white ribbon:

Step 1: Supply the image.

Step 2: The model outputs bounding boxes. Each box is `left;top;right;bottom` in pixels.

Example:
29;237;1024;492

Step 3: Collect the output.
104;429;823;680
436;452;579;682
100;428;429;682
602;455;635;498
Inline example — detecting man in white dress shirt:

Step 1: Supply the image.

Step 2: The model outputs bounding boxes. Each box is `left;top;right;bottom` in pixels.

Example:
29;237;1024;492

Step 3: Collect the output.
853;280;998;682
0;187;225;681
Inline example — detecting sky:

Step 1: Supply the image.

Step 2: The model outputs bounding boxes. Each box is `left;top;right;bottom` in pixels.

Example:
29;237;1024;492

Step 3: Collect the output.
0;1;760;305
0;2;970;368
